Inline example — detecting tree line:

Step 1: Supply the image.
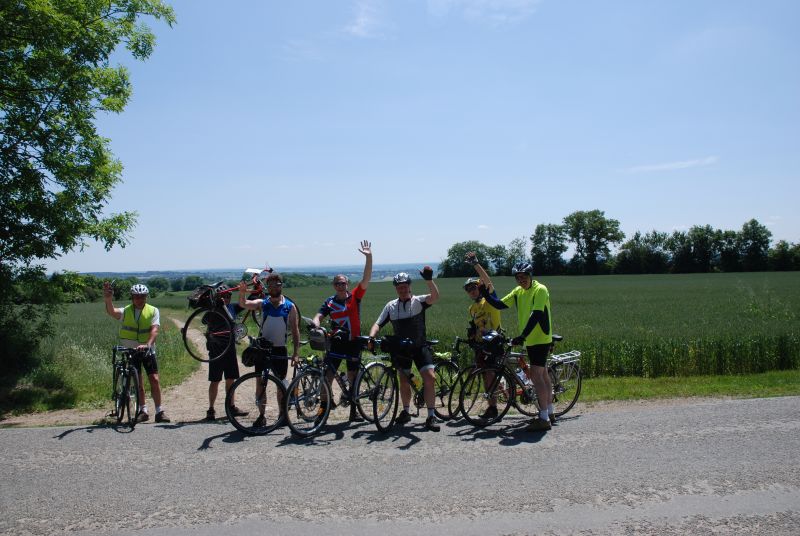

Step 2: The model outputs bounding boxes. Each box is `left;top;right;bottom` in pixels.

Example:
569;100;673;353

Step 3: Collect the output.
439;210;799;277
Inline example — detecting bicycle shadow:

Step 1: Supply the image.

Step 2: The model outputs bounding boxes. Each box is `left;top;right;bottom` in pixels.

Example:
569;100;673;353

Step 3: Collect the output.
451;416;548;445
351;422;424;450
274;420;360;446
53;417;140;439
197;428;249;450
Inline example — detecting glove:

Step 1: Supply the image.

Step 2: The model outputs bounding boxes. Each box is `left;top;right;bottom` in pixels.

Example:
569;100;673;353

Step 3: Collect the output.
420;266;433;281
464;252;479;265
510;336;524;346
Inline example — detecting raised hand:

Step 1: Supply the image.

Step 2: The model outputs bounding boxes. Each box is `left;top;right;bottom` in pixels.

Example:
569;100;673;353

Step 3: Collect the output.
420;266;434;281
358;240;372;256
465;251;478;265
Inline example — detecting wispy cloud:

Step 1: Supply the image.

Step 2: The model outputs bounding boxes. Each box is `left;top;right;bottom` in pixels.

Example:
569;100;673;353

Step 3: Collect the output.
277;244;307;250
622;156;719;174
345;0;383;38
478;224;490;230
428;0;542;25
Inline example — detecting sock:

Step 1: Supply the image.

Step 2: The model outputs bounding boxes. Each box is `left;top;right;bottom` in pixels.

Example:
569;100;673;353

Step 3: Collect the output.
403;406;410;413
548;403;554;414
427;408;435;418
156;405;163;414
539;409;549;421
140;405;148;415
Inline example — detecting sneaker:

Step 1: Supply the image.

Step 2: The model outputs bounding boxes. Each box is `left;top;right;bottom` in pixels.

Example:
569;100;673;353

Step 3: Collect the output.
478;406;498;420
253;415;266;428
549;413;557;425
425;416;441;432
349;407;365;423
205;408;216;421
396;410;412;425
136;411;150;423
155;411;170;423
229;405;249;417
524;417;552;432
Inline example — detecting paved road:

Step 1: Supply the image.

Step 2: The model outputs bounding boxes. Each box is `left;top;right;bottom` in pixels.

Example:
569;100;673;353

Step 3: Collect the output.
1;397;799;535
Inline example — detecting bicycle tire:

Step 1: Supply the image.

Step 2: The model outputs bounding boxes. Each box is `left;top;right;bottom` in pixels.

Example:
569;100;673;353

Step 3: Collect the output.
512;376;540;418
285;369;331;437
550;361;582;417
433;360;459;420
353;362;388;423
182;308;234;363
112;366;125;423
225;371;287;435
460;367;511;427
124;368;141;428
372;367;398;433
446;365;474;420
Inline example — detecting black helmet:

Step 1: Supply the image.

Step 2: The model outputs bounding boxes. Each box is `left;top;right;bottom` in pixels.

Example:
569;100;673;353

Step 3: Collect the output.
463;277;480;290
512;262;533;276
393;272;411;286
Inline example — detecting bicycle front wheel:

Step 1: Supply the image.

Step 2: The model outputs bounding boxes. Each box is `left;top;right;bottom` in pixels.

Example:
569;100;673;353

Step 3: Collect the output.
433;360;459;420
226;371;286;435
124;368;141;428
446;365;474;420
460;367;511;427
373;367;398;433
353;362;389;423
550;362;582;417
182;308;234;363
112;366;125;423
285;369;330;437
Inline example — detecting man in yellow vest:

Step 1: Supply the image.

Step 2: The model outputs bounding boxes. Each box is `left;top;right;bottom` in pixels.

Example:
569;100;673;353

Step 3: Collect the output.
104;282;170;423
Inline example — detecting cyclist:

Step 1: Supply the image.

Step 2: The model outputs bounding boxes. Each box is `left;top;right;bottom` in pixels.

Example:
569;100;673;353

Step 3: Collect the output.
237;272;301;428
311;240;373;422
368;267;441;432
481;262;554;431
103;282;170;423
464;251;503;420
205;286;247;421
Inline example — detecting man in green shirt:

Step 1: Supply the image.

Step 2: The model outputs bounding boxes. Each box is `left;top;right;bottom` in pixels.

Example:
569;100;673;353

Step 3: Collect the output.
482;262;554;431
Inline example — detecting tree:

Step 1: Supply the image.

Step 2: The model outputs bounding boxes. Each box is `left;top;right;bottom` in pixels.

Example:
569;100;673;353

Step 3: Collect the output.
183;275;205;291
615;231;669;274
147;276;170;292
562;210;625;275
739;219;772;272
438;241;496;278
687;225;718;273
666;231;693;273
490;237;530;276
530;224;567;275
0;1;175;269
716;229;741;272
170;277;184;292
768;241;795;271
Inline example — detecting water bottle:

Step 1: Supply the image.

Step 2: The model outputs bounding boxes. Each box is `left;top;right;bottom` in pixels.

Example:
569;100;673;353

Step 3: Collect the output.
516;369;527;384
410;373;422;391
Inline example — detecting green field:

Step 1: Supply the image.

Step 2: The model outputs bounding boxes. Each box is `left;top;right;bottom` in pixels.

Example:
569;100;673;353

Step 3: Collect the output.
3;272;798;416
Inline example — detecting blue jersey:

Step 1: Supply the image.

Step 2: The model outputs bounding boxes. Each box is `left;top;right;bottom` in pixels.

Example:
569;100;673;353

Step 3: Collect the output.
260;296;295;347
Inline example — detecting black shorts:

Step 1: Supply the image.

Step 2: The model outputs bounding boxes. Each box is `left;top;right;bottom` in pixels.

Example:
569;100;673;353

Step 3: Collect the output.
256;346;289;379
392;345;434;373
132;350;159;376
208;345;239;382
526;344;551;367
326;339;362;372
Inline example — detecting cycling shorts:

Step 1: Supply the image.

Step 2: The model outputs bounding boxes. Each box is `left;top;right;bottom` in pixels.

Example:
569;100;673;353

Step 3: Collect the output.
256;346;288;379
392;345;434;373
325;339;362;373
526;343;550;367
132;350;158;376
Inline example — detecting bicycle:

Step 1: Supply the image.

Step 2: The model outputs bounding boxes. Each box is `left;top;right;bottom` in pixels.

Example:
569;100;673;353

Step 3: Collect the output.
459;332;582;427
444;336;479;420
223;336;293;435
110;346;144;428
370;336;459;432
283;330;390;437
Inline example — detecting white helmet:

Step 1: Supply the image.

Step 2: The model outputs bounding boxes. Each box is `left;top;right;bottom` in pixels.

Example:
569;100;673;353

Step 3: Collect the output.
130;284;149;295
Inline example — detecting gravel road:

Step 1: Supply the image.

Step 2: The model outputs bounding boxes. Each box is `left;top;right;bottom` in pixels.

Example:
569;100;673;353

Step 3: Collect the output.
1;396;798;535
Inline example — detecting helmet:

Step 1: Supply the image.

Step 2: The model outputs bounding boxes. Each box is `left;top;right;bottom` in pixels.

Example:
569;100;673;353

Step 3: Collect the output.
393;272;411;286
130;284;149;295
463;277;480;290
511;262;533;276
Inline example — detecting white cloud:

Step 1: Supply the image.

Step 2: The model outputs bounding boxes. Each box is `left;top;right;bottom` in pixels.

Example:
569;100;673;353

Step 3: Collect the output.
478;224;490;230
622;156;719;174
428;0;542;25
345;0;382;38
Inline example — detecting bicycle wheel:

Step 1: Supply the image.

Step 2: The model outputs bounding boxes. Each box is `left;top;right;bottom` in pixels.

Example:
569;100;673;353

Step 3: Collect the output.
446;365;474;420
550;362;582;417
285;369;330;437
460;367;511;427
512;377;540;418
372;367;398;433
112;366;125;423
124;368;141;428
226;371;287;435
352;362;389;423
182;308;234;362
433;360;459;420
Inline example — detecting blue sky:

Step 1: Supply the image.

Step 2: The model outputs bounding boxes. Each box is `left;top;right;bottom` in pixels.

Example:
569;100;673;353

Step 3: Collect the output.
48;0;800;272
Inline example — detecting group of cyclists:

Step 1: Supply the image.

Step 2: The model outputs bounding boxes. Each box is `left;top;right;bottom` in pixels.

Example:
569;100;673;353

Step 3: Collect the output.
104;240;556;432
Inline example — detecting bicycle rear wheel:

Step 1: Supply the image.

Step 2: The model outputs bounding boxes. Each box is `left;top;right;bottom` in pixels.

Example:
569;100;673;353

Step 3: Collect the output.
550;362;582;417
124;369;140;428
285;369;330;437
446;365;474;420
512;378;540;417
226;371;286;435
353;362;388;423
373;367;398;433
460;367;511;427
182;308;234;362
433;360;459;420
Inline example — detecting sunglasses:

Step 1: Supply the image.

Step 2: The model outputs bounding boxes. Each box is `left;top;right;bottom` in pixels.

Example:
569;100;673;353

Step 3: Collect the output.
334;281;348;287
465;285;478;292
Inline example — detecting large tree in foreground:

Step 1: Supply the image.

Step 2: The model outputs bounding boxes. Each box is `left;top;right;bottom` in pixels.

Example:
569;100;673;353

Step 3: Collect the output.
0;0;175;269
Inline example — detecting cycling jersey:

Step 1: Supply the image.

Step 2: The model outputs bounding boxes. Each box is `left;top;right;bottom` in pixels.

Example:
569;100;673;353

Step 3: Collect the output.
375;294;431;347
468;292;501;342
260;296;296;347
318;284;366;339
500;282;552;346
